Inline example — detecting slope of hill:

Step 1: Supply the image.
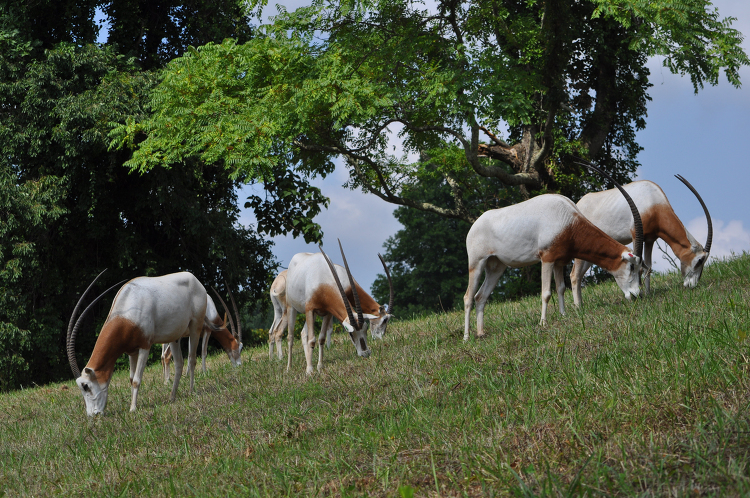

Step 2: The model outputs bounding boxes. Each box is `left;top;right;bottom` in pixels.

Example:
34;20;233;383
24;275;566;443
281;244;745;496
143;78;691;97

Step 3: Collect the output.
1;254;749;496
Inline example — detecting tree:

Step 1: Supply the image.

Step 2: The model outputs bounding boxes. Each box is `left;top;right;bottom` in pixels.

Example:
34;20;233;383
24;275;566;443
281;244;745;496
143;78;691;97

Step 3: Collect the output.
114;0;748;226
0;2;281;390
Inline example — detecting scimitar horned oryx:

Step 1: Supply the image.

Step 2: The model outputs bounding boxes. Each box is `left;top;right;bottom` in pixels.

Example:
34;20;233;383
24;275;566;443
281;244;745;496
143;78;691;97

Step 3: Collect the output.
571;174;713;299
284;240;393;374
463;163;645;338
269;269;337;360
161;287;242;384
68;271;212;415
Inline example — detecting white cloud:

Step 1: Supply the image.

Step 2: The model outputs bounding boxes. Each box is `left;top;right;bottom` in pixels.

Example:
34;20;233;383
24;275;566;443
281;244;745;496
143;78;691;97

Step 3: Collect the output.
687;217;750;260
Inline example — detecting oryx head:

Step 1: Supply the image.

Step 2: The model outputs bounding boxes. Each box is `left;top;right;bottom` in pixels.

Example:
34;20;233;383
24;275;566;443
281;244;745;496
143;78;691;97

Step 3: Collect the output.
675;174;713;289
319;241;374;358
366;253;394;340
211;284;243;366
67;270;126;416
581;162;645;300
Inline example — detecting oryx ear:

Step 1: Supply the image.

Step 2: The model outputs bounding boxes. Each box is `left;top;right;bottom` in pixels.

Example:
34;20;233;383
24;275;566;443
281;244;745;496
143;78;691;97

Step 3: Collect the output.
363;313;378;320
223;312;228;325
84;367;97;381
379;305;386;315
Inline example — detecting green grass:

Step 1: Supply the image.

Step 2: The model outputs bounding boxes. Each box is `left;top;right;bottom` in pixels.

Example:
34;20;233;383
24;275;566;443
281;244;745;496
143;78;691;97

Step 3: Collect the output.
2;254;750;496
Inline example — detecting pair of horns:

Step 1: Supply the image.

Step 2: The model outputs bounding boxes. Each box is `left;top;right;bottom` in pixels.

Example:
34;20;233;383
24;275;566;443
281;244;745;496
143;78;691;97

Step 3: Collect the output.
577;161;645;260
675;174;713;254
319;239;394;331
210;283;242;344
67;270;127;379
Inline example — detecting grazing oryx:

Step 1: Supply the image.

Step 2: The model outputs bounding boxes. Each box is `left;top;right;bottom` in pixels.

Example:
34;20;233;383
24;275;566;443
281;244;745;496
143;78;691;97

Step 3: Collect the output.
268;270;334;360
571;175;713;299
68;271;209;416
285;241;394;374
463;164;645;338
161;289;242;384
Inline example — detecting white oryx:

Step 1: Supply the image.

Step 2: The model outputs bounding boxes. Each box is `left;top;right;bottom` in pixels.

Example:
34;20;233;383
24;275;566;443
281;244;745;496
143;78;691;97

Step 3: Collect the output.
268;269;334;360
161;289;242;384
67;271;211;416
571;175;712;299
285;241;394;374
463;164;645;339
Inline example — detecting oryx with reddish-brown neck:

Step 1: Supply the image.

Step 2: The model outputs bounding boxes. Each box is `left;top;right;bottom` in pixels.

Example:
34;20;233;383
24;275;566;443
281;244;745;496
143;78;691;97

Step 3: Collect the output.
571;175;713;299
67;271;210;416
161;288;242;384
463;164;645;338
285;241;393;374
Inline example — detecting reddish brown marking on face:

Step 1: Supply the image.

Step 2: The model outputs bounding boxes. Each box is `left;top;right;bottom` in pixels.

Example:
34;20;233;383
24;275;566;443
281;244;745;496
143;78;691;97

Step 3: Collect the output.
540;215;628;272
210;324;239;353
84;316;150;385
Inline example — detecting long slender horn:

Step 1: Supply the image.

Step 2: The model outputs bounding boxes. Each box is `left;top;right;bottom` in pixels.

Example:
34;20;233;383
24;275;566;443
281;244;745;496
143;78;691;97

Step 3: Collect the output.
675;174;713;254
319;245;361;330
377;253;394;314
211;287;236;338
337;239;364;328
67;273;126;378
578;161;644;260
224;280;242;345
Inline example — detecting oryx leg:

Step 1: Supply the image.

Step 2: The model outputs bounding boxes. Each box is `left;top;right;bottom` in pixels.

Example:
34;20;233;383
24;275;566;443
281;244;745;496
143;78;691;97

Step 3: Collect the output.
317;315;333;372
302;310;316;375
169;340;184;402
463;260;484;341
570;258;593;307
274;313;287;360
540;262;554;327
472;258;506;338
160;343;171;385
325;319;333;349
286;307;298;371
186;323;201;393
643;240;654;294
269;315;279;359
129;348;150;412
200;330;211;374
553;261;567;316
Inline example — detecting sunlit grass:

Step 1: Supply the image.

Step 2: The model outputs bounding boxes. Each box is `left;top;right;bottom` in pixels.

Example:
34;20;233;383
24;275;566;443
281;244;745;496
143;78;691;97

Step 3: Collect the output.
1;254;749;496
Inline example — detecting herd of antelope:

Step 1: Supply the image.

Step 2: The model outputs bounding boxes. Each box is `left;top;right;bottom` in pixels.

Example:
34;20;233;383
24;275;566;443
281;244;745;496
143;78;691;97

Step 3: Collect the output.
66;164;712;416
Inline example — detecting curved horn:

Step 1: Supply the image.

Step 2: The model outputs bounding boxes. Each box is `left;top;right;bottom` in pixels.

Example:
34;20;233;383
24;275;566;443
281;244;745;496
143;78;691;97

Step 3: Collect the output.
337;239;364;328
377;253;394;314
211;287;236;338
224;280;242;345
675;174;713;254
578;161;644;259
319;245;361;330
67;272;126;378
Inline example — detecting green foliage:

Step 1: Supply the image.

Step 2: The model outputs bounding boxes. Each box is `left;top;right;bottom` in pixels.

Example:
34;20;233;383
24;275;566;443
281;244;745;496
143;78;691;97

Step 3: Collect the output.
0;3;279;391
116;0;748;228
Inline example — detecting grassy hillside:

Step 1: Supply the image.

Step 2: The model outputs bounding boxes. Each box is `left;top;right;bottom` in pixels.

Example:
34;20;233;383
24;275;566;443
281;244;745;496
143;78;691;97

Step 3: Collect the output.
2;254;749;496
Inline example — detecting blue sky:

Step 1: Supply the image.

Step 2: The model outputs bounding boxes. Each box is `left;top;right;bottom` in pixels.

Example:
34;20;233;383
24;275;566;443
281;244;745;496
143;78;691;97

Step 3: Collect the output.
238;0;750;291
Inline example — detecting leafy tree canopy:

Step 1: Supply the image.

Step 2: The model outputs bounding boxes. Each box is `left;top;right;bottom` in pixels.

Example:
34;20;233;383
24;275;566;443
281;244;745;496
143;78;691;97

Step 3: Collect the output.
114;0;748;226
0;1;279;390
